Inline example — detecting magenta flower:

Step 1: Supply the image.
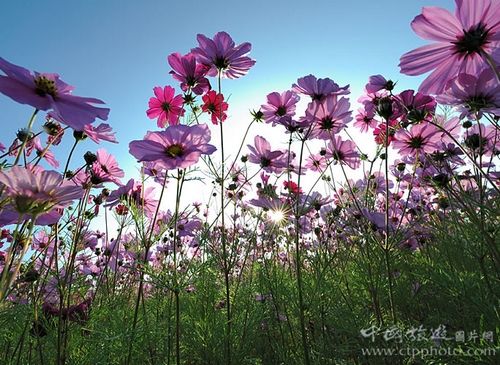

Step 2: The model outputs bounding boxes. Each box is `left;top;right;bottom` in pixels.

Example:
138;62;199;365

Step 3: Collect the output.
393;123;441;157
0;166;82;217
83;123;118;144
399;0;500;94
168;52;211;95
129;124;217;170
437;68;500;119
247;136;288;173
292;74;349;101
202;90;228;125
304;95;352;140
261;90;300;124
90;149;124;186
146;86;185;127
0;57;109;130
325;135;360;169
192;31;256;79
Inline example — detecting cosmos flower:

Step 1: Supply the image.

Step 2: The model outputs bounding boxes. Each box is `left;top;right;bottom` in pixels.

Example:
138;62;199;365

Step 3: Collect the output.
90;149;124;186
0;57;109;130
191;31;256;79
394;90;437;124
146;86;185;127
83;123;117;144
32;136;59;168
168;52;211;95
129;124;217;170
0;166;82;218
201;90;228;124
393;123;441;157
261;90;300;124
437;68;500;119
373;119;399;146
354;107;378;133
292;74;349;101
365;75;395;94
247;136;289;174
325;135;360;169
106;179;158;218
304;95;352;140
399;0;500;94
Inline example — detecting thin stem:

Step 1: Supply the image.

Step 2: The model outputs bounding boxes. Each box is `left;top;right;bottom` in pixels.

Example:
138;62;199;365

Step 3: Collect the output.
12;109;39;166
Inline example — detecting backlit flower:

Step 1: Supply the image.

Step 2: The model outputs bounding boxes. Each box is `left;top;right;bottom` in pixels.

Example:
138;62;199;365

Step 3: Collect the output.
146;86;185;127
202;90;228;124
168;52;211;95
129;124;217;170
0;57;109;130
261;90;300;124
399;0;500;94
192;31;256;79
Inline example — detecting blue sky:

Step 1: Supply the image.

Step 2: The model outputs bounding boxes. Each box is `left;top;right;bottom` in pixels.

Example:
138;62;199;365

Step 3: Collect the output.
0;0;455;176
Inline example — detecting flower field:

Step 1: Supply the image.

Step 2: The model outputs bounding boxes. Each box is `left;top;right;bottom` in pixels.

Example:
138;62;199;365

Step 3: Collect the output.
0;0;499;364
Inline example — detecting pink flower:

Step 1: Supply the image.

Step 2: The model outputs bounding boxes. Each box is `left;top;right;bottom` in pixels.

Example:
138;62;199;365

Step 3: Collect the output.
373;120;399;146
393;123;441;157
106;179;158;218
325;135;360;169
90;149;124;186
83;123;117;144
168;52;211;95
146;86;185;127
192;31;256;79
202;90;228;125
247;136;289;174
129;124;217;170
0;166;82;217
292;74;349;101
437;68;500;119
33;136;59;168
304;153;327;172
304;95;352;140
261;90;300;124
399;0;500;94
394;90;437;124
0;57;109;130
354;107;378;133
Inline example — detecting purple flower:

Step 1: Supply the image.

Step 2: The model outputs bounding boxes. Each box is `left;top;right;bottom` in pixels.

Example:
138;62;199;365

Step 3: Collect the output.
304;95;352;140
394;90;437;124
399;0;500;94
0;57;109;130
191;31;256;79
0;166;82;217
129;124;216;170
437;68;500;119
168;52;211;95
365;75;394;93
261;90;300;124
325;135;360;169
247;136;288;174
393;123;441;157
292;74;349;101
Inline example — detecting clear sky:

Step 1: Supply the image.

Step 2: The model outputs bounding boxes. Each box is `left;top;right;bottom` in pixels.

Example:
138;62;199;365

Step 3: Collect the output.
0;0;455;181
